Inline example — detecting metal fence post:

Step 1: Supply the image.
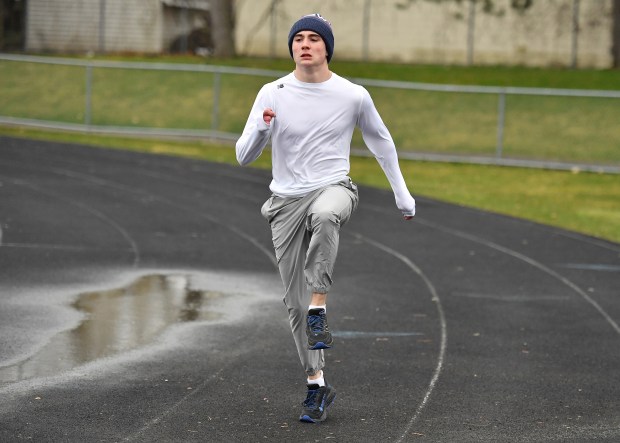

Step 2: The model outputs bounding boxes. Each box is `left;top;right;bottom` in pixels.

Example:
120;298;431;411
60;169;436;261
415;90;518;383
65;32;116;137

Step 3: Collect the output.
212;72;221;131
85;64;93;126
495;92;506;158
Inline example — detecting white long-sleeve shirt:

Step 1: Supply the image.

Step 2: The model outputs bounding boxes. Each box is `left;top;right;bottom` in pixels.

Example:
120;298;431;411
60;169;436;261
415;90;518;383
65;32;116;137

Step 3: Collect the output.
236;72;415;216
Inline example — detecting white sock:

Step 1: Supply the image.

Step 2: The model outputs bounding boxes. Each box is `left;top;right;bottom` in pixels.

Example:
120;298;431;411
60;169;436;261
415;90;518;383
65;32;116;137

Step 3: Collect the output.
308;305;326;312
307;371;325;387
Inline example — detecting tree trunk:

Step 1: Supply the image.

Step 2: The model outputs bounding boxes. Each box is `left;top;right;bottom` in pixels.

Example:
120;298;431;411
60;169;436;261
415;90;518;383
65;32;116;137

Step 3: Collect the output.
210;0;235;57
0;1;5;50
613;0;620;68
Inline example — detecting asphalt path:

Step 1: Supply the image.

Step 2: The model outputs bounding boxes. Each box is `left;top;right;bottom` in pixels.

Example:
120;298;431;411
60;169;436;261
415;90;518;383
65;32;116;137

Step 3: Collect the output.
0;135;619;442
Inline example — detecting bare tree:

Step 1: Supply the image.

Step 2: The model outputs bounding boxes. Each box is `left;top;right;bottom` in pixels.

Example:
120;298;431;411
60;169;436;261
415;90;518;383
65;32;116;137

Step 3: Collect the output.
0;0;5;50
1;0;26;51
210;0;235;57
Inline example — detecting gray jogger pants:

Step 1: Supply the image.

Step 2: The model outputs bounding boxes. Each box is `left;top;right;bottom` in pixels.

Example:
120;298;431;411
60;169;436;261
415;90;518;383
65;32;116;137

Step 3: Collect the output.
261;178;359;376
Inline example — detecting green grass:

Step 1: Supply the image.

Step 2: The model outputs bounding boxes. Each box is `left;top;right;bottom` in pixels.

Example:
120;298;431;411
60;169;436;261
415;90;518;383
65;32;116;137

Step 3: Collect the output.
0;63;86;123
91;68;214;128
1;55;619;165
1;55;619;243
1;125;618;244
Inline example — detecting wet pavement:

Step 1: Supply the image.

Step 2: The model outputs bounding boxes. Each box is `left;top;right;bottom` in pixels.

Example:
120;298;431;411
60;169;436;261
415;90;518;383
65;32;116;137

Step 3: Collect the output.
0;135;619;442
0;274;227;384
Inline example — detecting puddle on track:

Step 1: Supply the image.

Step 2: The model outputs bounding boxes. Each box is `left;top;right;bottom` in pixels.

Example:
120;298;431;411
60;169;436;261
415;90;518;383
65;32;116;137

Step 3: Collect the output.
0;274;225;384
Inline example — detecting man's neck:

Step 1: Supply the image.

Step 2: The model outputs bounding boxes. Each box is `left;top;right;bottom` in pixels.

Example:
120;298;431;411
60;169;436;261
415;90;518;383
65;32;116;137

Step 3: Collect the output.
293;64;332;83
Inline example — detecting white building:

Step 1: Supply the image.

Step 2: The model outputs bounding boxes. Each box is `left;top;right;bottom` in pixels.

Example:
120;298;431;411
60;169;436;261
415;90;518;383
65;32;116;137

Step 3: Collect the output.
235;0;615;68
22;0;616;68
25;0;211;54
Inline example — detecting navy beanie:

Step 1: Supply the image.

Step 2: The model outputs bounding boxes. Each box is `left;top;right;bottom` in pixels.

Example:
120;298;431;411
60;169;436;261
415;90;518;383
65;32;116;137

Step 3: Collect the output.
288;13;334;63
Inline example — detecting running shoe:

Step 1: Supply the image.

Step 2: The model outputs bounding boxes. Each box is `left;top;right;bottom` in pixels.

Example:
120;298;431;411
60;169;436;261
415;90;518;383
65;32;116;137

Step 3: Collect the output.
306;308;333;350
299;384;336;423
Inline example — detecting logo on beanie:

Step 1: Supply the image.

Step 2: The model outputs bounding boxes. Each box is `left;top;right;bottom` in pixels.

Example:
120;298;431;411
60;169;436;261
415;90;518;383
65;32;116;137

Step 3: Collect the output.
302;13;332;27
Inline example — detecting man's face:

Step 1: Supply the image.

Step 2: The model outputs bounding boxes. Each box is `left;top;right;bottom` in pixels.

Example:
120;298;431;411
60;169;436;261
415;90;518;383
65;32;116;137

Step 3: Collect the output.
291;30;328;66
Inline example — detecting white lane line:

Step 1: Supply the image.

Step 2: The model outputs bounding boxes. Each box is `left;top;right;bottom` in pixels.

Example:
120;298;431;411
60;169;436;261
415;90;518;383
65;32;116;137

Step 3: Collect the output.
4;177;141;268
0;242;109;251
414;196;620;254
15;168;280;440
415;217;620;336
4;158;278;269
4;160;280;439
450;291;571;302
332;331;424;338
122;365;228;442
10;165;277;268
56;168;277;267
554;230;620;253
556;263;620;272
350;232;447;443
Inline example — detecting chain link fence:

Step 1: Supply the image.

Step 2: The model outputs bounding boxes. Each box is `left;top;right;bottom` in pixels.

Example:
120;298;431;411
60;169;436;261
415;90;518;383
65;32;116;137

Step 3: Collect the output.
1;54;619;173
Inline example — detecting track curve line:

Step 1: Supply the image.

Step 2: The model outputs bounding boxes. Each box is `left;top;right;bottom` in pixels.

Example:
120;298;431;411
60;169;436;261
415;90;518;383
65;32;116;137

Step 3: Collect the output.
413;217;620;336
1;176;141;268
350;232;447;442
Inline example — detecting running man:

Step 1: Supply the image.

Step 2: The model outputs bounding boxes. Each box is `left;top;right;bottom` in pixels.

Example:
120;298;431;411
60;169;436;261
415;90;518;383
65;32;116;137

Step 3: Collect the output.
236;13;416;423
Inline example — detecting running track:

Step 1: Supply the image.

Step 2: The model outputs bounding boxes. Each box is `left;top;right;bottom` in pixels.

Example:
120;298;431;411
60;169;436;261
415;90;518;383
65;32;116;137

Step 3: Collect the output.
0;136;619;442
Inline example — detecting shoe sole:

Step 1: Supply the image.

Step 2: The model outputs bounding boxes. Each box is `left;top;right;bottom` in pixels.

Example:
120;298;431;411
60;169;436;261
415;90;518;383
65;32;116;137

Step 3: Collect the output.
300;414;323;423
299;393;336;423
308;341;332;350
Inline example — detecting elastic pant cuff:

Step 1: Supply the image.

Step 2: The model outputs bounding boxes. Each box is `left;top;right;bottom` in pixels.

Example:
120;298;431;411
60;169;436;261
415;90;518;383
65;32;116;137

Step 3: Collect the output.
306;367;323;377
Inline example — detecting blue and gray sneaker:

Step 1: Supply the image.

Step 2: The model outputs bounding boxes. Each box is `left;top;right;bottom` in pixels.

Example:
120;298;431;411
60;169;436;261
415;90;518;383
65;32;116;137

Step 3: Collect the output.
306;308;333;350
299;384;337;423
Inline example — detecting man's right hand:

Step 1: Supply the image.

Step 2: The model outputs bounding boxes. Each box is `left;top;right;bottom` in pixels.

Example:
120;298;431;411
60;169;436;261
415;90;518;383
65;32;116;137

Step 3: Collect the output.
263;108;276;125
